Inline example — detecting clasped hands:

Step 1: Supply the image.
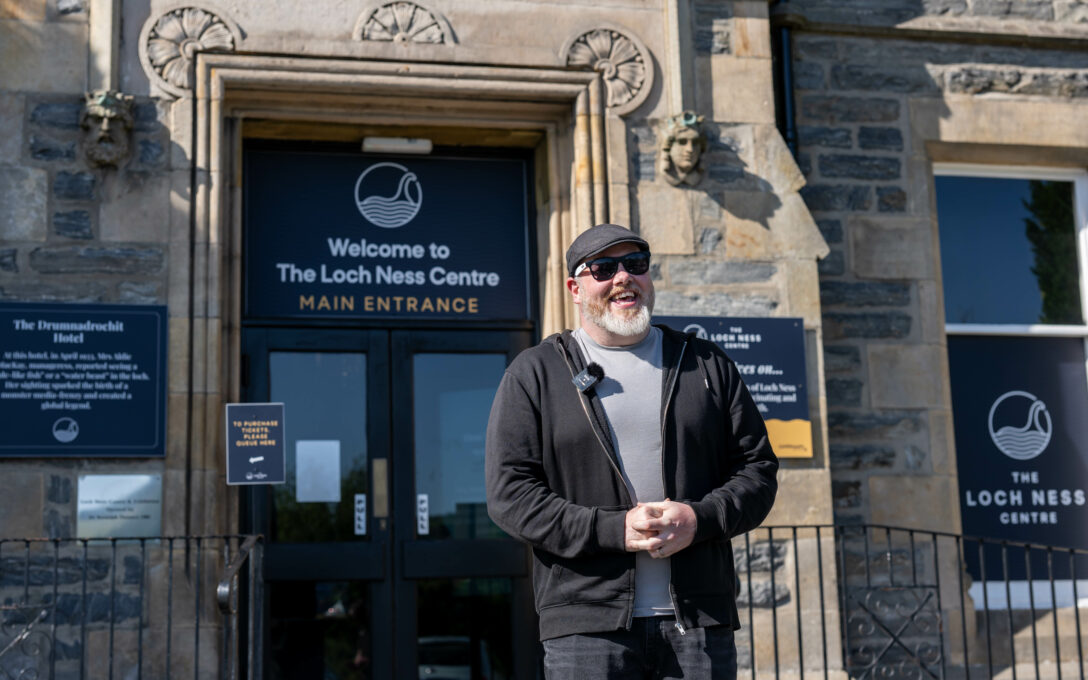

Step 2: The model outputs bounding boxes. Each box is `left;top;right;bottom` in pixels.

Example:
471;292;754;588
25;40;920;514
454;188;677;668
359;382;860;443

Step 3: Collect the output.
624;500;696;559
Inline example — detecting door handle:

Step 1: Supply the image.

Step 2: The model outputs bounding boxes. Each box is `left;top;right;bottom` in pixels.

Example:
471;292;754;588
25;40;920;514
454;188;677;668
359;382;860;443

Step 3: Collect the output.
372;458;389;519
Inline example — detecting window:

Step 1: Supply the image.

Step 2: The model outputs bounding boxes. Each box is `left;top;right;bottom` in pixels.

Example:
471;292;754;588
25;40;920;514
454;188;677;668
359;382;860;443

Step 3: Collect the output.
937;166;1087;329
935;164;1088;607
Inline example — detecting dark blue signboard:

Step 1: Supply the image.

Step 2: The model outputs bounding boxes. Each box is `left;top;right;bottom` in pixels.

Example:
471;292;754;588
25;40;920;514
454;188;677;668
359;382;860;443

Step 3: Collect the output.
225;402;286;485
0;303;166;457
949;335;1088;578
244;148;531;321
656;316;812;458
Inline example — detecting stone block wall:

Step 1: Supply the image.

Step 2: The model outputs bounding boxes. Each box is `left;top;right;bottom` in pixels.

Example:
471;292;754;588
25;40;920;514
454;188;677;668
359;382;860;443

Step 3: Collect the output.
733;529;844;674
16;95;171;301
619;2;834;533
0;537;229;678
786;4;1088;532
782;0;1088;25
0;0;183;541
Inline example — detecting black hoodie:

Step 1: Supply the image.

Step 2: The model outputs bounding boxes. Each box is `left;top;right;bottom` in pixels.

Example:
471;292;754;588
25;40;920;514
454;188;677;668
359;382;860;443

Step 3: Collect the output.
485;324;778;641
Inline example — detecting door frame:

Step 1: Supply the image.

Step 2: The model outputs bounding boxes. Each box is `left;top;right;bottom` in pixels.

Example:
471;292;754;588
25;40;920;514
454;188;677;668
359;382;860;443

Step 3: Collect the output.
241;325;538;679
389;329;535;678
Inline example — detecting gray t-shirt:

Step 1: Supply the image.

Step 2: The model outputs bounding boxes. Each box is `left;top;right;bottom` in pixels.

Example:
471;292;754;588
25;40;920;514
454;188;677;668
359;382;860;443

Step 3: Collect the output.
574;327;672;617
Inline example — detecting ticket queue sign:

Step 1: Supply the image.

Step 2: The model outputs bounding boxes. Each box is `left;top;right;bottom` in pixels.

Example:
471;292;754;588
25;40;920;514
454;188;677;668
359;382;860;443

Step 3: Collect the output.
243;148;532;321
226;402;286;485
0;302;166;458
656;316;813;458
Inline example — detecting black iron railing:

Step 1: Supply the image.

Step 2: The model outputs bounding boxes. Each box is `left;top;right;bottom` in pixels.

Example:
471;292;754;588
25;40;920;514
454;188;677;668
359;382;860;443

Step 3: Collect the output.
217;535;263;680
0;535;262;680
738;525;1088;680
1;528;1083;679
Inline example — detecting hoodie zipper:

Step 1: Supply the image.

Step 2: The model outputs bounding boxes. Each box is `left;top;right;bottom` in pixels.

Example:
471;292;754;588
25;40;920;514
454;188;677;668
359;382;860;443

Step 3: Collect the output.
660;338;689;635
554;338;638;628
553;341;631;501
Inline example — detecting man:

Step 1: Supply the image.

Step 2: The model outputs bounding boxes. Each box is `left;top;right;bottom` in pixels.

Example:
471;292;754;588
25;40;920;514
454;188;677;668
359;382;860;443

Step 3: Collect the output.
485;223;778;679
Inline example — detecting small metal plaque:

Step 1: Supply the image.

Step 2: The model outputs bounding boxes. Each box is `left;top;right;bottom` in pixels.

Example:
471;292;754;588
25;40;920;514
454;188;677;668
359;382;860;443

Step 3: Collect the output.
77;474;162;538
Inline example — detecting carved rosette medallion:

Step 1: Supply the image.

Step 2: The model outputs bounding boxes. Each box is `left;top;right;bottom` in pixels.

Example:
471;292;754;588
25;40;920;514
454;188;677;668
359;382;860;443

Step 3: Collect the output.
138;5;241;97
562;27;653;115
353;2;454;44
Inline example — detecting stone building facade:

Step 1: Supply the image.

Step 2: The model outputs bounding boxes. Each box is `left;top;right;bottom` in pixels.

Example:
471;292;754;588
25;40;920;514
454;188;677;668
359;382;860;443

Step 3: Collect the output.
2;3;831;539
1;0;1086;676
781;0;1088;531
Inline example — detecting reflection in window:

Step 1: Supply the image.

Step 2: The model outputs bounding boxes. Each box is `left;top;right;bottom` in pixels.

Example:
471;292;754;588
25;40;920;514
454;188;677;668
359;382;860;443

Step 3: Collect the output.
936;176;1082;325
417;578;513;680
270;352;368;543
269;580;370;680
413;353;506;540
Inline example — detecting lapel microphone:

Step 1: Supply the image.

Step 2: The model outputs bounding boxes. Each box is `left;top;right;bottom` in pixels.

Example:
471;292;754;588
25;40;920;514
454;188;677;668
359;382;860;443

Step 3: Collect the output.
572;362;605;393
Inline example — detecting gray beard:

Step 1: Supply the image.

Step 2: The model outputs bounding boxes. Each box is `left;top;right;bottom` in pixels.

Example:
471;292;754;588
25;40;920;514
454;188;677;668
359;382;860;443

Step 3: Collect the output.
584;296;653;338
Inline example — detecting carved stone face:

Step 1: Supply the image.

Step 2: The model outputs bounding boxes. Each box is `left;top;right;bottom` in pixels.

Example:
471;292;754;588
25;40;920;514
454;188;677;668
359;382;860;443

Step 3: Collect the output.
82;111;131;167
668;127;702;175
80;91;135;168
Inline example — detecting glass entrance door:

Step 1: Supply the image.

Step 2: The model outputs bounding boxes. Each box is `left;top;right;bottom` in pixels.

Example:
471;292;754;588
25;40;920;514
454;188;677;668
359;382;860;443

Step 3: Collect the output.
243;328;535;680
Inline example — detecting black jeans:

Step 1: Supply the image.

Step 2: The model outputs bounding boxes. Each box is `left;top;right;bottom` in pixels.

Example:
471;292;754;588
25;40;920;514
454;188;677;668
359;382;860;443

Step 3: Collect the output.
542;618;738;680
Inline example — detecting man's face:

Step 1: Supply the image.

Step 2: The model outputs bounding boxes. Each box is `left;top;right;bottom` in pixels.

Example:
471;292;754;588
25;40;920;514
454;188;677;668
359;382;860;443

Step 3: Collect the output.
567;242;654;346
82;112;130;166
668;127;701;174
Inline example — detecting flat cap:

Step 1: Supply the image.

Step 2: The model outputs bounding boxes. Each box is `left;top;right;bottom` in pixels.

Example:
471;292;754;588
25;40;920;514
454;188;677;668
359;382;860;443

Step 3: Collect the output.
565;224;650;277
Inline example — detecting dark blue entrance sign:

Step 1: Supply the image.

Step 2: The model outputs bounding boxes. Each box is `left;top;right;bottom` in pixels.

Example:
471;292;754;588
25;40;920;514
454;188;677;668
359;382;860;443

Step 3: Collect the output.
226;402;286;485
949;335;1088;578
243;149;531;321
656;316;811;458
0;302;166;457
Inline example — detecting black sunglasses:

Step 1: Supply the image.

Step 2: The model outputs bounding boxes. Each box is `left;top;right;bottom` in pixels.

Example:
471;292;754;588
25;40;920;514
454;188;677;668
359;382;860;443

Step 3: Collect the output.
574;251;651;281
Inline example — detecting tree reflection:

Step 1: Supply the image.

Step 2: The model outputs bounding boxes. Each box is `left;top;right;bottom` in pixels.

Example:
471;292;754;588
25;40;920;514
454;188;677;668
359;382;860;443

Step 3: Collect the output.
274;461;368;542
1025;180;1083;325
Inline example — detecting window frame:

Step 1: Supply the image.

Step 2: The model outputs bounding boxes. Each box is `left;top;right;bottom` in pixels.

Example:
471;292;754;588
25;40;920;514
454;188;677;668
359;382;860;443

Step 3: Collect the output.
934;163;1088;340
935;163;1088;608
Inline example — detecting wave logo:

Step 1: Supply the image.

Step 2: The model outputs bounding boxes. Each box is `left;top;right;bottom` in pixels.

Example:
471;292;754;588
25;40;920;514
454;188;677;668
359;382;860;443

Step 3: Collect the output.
354;162;422;229
52;417;79;443
987;390;1052;461
683;323;709;340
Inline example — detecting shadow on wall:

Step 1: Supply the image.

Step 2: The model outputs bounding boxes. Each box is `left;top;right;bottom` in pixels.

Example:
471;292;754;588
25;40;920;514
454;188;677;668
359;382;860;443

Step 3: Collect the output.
626;119;785;234
3;92;173;304
704;121;783;229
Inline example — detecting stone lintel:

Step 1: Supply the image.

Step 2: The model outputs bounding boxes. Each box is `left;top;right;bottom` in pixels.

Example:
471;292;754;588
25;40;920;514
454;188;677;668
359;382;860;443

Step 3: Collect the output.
913;96;1088;154
774;8;1088;50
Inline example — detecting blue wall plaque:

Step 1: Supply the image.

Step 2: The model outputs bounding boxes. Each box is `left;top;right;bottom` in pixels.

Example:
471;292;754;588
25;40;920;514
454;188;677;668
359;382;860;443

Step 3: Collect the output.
243;148;532;321
0;303;166;458
656;316;812;458
949;335;1088;577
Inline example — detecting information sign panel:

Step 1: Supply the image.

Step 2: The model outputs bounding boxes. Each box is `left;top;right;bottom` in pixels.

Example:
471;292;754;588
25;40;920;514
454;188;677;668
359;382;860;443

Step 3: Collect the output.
0;303;166;457
77;474;162;538
244;149;531;321
225;402;286;485
949;335;1088;578
656;316;812;458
